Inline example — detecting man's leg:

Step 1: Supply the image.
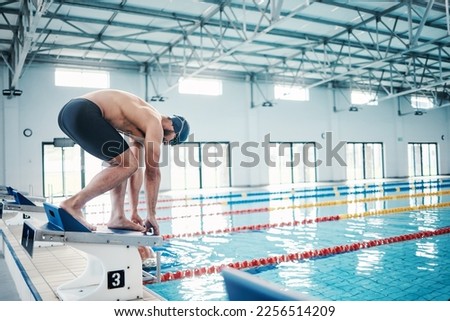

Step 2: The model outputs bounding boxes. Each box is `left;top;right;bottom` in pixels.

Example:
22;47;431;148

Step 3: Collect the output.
128;167;143;224
60;148;142;231
107;175;146;231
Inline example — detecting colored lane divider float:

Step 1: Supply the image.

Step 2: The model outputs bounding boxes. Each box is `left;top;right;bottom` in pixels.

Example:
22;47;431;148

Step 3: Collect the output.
156;181;450;209
154;189;450;223
154;178;450;203
84;179;450;215
160;201;450;240
157;225;450;283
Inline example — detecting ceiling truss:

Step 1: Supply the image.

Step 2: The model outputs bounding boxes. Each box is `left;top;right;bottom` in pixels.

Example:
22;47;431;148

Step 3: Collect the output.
0;0;449;107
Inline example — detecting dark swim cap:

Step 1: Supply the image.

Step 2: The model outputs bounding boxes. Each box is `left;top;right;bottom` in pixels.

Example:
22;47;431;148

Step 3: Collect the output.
169;115;190;145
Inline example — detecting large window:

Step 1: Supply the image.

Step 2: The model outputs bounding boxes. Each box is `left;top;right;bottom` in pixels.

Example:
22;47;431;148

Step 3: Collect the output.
346;143;384;180
170;142;231;190
42;140;103;198
42;142;82;197
408;143;438;177
411;95;433;109
268;142;317;185
351;90;378;106
178;77;222;96
55;68;110;88
274;84;309;101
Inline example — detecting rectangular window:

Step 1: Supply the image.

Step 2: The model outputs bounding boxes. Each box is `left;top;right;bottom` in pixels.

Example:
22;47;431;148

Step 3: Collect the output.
55;68;110;88
408;143;438;177
169;142;231;190
411;95;433;109
42;143;82;197
170;143;201;190
201;143;231;189
178;77;223;96
346;142;384;180
274;84;309;101
42;142;104;198
268;142;317;185
351;90;378;106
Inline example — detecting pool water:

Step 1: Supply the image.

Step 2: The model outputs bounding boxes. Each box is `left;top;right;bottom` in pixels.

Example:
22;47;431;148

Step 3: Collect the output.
136;179;450;301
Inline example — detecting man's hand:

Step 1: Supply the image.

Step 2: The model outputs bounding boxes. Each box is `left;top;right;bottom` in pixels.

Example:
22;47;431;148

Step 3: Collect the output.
130;213;144;226
144;216;160;235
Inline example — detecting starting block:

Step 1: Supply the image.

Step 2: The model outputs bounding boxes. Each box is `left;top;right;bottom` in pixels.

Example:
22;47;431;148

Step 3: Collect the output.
1;190;45;224
0;185;45;203
21;202;163;301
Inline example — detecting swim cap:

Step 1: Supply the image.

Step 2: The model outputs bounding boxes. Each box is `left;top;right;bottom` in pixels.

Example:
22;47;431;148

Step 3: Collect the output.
169;115;190;145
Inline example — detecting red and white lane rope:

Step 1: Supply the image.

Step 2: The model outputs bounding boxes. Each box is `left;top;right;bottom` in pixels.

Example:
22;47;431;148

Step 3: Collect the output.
157;226;450;282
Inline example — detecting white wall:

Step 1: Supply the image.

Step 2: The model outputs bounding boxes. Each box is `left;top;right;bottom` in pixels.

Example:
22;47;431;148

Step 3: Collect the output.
0;65;5;184
1;63;449;196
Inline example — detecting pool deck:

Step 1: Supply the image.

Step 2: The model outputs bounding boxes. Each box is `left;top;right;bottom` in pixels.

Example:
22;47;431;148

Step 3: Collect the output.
0;210;164;301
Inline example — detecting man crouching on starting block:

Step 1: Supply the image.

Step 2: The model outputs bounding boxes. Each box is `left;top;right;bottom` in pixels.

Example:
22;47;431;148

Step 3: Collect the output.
57;89;190;235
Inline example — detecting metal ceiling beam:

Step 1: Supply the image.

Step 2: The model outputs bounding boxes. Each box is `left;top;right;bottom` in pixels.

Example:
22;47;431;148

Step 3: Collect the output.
4;1;447;71
8;0;53;89
1;0;449;100
411;0;435;46
159;0;316;94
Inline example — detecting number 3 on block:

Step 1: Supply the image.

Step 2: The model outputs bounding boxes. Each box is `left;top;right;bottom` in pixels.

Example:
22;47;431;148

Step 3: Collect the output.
107;270;125;289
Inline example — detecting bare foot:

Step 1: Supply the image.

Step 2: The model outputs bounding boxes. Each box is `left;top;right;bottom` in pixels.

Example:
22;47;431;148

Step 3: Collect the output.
60;201;97;231
107;216;146;232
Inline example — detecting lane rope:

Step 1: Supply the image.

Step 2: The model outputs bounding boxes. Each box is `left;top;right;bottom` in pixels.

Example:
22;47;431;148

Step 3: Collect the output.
154;179;450;203
155;225;450;282
161;201;450;240
152;189;450;222
85;180;450;215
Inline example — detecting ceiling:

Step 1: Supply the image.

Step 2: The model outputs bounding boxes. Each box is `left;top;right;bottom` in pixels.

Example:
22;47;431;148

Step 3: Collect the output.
1;0;450;105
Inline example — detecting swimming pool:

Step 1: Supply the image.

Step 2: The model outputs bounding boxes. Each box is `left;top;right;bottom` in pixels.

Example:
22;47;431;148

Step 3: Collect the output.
108;178;450;301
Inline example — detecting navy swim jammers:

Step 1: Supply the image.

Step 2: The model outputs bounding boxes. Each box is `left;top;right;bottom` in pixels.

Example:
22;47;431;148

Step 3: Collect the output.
58;98;129;161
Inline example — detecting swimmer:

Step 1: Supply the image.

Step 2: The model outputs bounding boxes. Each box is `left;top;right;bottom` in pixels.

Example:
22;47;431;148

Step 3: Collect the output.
57;89;190;233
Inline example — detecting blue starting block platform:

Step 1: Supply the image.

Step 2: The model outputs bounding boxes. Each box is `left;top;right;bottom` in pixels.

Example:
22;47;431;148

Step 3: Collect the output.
0;185;45;202
21;203;162;301
1;190;45;224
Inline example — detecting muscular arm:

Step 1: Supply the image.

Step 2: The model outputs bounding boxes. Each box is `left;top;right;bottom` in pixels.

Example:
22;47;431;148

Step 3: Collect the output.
127;138;144;225
143;127;162;235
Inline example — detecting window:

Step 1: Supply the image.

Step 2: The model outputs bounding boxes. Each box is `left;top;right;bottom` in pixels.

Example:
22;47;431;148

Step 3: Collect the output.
268;142;317;185
411;95;433;109
274;84;309;101
178;77;222;96
170;142;231;190
351;90;378;105
55;68;110;88
201;143;231;189
170;143;201;190
42;142;104;198
408;143;438;177
346;143;384;180
42;142;83;197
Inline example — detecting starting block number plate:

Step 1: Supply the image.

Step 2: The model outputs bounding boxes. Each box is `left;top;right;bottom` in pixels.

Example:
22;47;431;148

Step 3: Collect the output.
21;223;35;257
107;270;125;289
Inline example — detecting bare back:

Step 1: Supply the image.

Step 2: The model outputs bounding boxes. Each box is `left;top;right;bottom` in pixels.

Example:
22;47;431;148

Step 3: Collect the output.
81;89;162;142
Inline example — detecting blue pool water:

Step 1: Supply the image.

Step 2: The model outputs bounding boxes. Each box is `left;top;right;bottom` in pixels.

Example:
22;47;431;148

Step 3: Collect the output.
143;179;450;301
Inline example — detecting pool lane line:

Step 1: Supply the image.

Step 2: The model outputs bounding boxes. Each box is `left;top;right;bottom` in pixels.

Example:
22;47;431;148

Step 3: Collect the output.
156;225;450;283
152;189;450;223
154;178;450;203
160;201;450;240
84;181;450;215
154;186;450;211
154;182;450;208
93;179;450;210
